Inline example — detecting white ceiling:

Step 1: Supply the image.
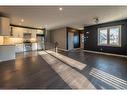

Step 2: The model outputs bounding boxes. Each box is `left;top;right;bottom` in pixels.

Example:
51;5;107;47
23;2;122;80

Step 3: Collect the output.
0;6;127;30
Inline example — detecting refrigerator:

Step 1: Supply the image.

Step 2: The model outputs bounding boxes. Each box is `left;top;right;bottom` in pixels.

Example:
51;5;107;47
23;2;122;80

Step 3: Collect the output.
36;35;45;50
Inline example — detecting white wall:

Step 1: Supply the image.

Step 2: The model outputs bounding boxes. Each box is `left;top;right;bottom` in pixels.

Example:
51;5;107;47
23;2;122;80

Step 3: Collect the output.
50;27;67;50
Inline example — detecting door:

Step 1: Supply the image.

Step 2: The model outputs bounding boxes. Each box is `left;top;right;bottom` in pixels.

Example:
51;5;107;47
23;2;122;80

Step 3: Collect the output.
74;32;80;48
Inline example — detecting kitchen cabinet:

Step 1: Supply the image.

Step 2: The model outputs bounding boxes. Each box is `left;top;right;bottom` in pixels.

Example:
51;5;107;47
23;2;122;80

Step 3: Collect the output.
37;30;44;35
0;45;15;62
12;27;25;38
32;43;37;50
31;30;37;38
0;17;10;36
24;29;37;38
11;27;41;38
15;44;24;53
25;28;31;34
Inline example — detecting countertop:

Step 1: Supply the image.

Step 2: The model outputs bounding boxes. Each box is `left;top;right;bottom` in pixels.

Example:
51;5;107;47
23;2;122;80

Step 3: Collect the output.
0;44;15;46
0;42;37;46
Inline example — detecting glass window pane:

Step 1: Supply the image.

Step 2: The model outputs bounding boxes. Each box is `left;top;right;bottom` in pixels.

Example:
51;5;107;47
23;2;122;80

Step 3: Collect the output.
109;27;120;46
99;29;108;45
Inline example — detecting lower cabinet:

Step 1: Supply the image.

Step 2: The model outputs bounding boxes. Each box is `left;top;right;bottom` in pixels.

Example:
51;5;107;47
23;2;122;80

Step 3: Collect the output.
32;43;37;51
15;43;37;53
0;45;15;62
15;44;24;53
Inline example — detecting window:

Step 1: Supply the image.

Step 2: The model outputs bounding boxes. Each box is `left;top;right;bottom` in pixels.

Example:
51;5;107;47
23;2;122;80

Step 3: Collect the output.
109;27;121;46
98;28;108;45
98;25;121;47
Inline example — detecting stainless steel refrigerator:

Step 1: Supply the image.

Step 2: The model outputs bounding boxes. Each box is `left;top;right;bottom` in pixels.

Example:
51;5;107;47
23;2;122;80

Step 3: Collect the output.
36;35;45;50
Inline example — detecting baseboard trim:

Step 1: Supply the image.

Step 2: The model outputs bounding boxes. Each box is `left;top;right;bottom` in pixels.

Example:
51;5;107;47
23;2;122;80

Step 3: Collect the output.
58;48;69;51
83;50;127;58
72;48;82;50
0;58;16;63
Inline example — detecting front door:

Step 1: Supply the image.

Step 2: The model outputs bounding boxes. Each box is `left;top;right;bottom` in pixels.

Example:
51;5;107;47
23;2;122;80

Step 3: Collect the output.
74;32;80;48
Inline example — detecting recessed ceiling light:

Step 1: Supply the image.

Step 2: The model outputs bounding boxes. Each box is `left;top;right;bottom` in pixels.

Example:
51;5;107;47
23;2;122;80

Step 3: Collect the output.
59;7;63;11
21;19;24;22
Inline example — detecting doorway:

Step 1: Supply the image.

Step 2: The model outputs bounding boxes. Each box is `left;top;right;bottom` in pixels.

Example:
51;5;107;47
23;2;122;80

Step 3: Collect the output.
67;32;80;50
74;32;80;48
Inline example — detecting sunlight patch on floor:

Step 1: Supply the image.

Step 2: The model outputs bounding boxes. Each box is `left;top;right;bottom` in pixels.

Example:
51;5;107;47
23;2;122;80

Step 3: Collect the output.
39;51;95;89
90;68;127;89
45;50;86;70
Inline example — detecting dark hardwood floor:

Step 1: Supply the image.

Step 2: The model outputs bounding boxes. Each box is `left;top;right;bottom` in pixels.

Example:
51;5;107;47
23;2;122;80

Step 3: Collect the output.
59;50;127;81
0;51;70;89
0;50;127;89
58;50;127;89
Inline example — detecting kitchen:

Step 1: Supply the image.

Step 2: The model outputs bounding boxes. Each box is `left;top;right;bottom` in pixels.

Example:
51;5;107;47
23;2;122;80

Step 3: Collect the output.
0;16;45;62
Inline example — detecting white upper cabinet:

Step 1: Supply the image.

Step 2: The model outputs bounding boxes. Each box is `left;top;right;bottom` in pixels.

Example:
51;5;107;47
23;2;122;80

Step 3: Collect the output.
12;27;25;38
24;29;36;38
37;30;44;35
11;27;40;38
31;29;37;38
0;17;10;36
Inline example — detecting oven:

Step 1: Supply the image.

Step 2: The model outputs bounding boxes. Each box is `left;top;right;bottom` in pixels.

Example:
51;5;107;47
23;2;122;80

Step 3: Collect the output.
23;33;32;52
23;41;32;52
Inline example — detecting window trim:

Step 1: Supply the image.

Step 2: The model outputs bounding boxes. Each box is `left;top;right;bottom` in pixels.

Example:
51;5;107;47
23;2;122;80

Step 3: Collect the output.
98;25;121;47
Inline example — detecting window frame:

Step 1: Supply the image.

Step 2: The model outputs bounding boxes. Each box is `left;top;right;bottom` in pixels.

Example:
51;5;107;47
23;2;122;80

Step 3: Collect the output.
98;25;121;47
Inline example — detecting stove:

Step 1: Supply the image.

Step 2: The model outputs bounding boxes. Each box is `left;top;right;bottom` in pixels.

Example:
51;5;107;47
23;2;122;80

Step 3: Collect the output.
23;41;32;52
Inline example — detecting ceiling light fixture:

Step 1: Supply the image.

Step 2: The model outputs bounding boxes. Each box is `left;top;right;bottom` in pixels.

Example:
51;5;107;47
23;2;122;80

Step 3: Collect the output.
59;7;63;11
93;17;99;24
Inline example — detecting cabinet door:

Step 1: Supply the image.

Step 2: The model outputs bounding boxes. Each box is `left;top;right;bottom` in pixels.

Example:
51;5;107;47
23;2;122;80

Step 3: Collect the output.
32;43;37;50
26;29;36;38
31;29;36;38
15;44;24;53
18;28;23;38
12;27;19;37
12;27;24;38
0;17;10;36
37;30;44;35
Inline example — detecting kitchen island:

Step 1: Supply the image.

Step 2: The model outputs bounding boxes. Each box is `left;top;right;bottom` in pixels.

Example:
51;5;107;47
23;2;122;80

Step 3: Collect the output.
0;45;15;62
